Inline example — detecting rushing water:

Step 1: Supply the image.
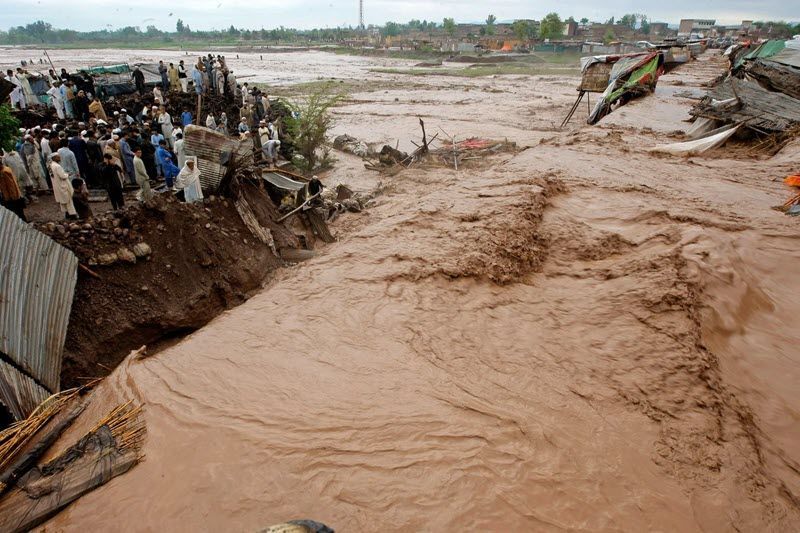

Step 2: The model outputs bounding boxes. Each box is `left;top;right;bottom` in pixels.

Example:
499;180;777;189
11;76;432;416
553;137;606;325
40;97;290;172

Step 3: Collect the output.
33;51;800;531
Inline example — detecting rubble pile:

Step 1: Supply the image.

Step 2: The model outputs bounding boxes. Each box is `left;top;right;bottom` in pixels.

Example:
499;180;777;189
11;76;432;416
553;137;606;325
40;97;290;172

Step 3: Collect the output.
688;40;800;152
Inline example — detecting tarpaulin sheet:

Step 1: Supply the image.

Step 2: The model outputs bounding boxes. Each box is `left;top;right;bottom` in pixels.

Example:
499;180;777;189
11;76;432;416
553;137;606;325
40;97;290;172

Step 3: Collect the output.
263;172;305;191
735;40;786;68
82;64;131;75
768;40;800;69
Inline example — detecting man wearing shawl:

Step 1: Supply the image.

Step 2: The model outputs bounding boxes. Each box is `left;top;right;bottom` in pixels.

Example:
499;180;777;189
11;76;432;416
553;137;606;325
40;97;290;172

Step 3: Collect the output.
176;156;203;203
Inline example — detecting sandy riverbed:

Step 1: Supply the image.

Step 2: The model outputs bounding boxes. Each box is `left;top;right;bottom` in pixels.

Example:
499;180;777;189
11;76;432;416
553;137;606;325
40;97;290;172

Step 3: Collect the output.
33;50;800;531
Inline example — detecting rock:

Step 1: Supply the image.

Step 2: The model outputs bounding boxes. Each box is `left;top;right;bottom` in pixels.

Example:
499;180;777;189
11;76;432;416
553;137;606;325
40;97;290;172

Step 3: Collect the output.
132;242;152;258
157;224;165;231
205;223;211;229
82;223;92;231
113;219;121;227
209;195;216;202
45;222;56;232
116;248;137;264
140;286;148;292
97;252;118;266
69;223;80;232
113;227;123;236
122;229;129;237
88;257;98;266
343;198;362;213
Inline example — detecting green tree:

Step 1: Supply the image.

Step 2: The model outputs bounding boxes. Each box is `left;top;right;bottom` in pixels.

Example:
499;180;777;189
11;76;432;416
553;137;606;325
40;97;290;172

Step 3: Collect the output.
285;83;344;171
176;19;184;33
486;14;497;35
443;17;456;37
512;20;534;41
539;12;564;39
0;105;20;152
580;17;589;25
383;21;401;37
603;29;616;44
640;16;650;35
619;14;637;29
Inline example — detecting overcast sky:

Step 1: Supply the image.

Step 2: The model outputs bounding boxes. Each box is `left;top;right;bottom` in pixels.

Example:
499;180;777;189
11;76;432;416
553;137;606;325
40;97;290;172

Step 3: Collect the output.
4;0;796;32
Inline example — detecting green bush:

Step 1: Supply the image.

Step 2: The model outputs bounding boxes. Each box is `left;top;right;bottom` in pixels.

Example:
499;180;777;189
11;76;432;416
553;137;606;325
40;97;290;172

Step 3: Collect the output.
285;83;344;171
0;104;20;152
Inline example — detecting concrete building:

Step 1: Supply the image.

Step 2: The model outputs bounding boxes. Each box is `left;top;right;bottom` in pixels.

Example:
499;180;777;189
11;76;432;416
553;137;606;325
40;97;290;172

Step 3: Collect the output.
566;20;578;37
678;19;716;37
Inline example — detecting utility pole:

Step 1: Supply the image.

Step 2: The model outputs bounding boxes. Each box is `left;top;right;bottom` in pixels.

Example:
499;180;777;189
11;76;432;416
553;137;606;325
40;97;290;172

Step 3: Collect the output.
359;0;364;30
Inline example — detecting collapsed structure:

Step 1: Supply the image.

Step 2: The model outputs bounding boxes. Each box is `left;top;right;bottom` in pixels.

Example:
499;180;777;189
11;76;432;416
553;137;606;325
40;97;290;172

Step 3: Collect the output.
650;39;800;157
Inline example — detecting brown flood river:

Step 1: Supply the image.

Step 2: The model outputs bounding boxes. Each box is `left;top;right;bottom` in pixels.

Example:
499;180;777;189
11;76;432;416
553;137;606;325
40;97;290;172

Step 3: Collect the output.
26;49;800;531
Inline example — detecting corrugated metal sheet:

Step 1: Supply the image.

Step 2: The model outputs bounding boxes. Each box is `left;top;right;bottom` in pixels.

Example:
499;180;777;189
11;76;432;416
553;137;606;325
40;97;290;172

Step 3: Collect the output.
0;206;77;418
0;359;49;420
184;125;236;193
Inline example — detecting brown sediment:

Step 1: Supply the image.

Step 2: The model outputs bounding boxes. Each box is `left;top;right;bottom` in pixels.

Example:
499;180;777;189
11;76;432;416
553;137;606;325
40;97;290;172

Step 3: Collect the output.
30;49;800;532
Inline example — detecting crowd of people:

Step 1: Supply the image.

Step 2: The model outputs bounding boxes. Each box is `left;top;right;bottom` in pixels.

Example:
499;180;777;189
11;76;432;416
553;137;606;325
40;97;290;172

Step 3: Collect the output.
1;53;283;223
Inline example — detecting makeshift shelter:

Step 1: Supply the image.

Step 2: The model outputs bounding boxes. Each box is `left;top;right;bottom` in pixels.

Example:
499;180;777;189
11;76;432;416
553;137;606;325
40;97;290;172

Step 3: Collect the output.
82;64;134;98
585;52;664;125
690;77;800;134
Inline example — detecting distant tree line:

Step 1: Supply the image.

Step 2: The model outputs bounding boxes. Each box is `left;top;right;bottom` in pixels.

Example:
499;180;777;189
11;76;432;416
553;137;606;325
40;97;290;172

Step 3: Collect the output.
0;20;364;45
2;16;798;46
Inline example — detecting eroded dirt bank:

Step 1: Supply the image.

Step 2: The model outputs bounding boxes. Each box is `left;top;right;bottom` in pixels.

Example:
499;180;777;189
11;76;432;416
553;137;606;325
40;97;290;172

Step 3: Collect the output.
37;181;298;389
43;52;800;531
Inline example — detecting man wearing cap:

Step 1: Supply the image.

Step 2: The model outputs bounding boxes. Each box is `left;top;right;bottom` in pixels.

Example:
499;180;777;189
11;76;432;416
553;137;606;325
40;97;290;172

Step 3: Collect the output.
261;122;281;167
49;153;77;219
46;81;65;119
129;66;143;96
178;60;188;92
158;106;175;150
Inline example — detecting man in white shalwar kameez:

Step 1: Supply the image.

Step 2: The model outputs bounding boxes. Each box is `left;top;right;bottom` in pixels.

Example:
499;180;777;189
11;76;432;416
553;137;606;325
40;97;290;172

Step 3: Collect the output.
175;156;203;203
50;154;77;218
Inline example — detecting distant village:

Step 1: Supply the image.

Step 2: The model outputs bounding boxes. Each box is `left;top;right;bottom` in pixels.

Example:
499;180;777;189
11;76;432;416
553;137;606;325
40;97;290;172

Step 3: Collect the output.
350;18;790;55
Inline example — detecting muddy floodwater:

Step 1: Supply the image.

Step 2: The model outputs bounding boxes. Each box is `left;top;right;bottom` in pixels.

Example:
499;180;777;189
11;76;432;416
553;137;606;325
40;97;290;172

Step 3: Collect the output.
0;47;416;85
35;50;800;531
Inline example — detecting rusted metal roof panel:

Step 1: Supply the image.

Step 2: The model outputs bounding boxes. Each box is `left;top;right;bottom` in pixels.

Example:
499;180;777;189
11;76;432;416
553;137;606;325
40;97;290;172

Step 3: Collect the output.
0;359;50;420
184;125;236;193
0;206;77;416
